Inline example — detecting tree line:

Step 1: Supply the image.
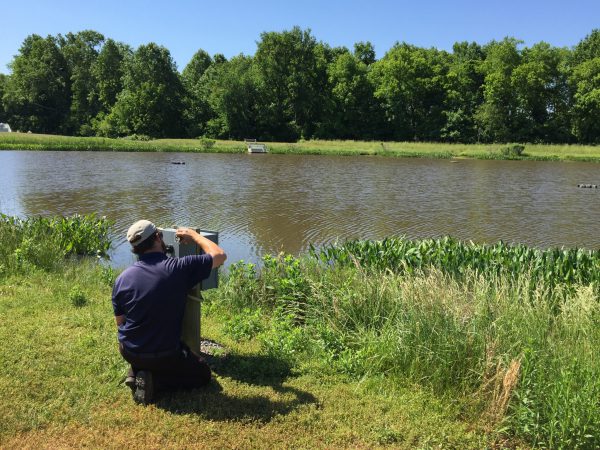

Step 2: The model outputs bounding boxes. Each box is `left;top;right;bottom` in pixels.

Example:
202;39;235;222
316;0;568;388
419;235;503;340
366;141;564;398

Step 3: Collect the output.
1;27;599;143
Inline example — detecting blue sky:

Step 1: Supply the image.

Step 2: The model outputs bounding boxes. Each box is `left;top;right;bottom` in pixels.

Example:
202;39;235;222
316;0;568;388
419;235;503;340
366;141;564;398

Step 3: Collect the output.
1;0;598;74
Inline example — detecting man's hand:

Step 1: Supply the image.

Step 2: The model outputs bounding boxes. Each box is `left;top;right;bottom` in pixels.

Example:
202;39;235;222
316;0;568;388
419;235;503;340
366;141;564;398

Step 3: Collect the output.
175;228;227;269
175;227;197;245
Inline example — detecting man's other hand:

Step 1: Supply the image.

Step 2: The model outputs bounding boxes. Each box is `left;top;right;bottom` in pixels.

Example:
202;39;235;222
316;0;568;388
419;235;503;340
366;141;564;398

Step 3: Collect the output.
175;227;196;244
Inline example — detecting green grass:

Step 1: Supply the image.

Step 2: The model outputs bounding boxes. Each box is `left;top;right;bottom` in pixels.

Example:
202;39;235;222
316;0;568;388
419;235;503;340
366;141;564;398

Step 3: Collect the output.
2;215;598;448
0;215;494;448
0;265;490;449
214;247;600;449
1;132;600;161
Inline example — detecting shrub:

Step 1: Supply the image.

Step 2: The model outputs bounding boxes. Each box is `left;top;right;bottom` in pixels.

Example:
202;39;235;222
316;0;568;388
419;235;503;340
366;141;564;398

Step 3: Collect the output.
100;265;116;286
0;213;113;276
501;144;525;158
69;285;87;307
49;213;112;257
259;307;304;361
218;261;260;309
223;307;264;342
198;137;216;150
262;253;311;320
12;236;64;272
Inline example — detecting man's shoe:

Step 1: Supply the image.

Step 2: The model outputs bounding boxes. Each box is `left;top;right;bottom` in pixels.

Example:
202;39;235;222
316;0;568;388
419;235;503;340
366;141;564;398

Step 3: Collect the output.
133;371;154;405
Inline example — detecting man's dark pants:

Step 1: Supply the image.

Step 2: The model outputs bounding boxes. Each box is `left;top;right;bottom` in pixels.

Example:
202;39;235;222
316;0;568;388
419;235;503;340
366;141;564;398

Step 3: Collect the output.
119;342;211;390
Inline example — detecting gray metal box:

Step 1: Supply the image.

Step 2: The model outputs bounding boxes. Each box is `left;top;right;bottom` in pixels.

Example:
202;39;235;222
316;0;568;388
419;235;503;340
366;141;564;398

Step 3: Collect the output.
159;227;219;355
159;227;219;290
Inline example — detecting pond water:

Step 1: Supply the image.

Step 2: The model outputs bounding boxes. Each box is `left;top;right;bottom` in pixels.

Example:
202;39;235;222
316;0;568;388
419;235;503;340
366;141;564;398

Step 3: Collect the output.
0;151;598;267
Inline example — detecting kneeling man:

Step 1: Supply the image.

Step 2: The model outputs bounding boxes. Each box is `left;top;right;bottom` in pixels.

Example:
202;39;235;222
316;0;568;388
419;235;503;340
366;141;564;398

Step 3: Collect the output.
112;220;226;404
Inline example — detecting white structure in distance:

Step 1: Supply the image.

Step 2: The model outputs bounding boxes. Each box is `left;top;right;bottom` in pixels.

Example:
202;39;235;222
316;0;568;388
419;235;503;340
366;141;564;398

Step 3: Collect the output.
0;123;12;132
245;139;268;153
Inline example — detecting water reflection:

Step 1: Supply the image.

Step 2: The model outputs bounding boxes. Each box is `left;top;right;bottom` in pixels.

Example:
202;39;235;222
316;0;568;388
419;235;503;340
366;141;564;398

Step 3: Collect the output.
0;150;598;267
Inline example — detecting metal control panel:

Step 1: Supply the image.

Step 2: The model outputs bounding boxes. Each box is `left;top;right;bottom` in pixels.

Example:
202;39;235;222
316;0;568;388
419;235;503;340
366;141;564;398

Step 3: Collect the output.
159;227;219;290
158;227;219;355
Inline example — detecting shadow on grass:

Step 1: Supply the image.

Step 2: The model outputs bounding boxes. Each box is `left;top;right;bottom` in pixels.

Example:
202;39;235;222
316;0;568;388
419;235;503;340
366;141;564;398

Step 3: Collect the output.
211;352;294;386
154;353;318;422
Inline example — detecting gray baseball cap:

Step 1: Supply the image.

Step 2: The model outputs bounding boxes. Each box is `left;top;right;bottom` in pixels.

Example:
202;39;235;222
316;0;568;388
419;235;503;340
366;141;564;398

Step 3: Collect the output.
126;220;157;247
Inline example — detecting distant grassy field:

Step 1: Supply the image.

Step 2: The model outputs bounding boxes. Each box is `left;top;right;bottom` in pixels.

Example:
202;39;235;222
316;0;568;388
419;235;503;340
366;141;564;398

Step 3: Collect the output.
1;132;599;161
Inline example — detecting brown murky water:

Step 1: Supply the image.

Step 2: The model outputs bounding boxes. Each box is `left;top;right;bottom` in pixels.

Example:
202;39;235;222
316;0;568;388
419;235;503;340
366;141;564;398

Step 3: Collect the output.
0;151;598;267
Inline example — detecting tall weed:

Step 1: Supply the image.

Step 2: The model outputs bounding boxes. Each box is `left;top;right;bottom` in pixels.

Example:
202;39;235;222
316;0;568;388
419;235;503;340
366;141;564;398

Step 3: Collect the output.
313;237;600;293
214;243;600;448
0;213;112;276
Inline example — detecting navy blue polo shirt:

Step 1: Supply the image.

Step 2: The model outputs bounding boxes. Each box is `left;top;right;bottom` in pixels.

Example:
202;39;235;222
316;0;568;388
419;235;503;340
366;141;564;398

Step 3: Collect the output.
112;252;213;354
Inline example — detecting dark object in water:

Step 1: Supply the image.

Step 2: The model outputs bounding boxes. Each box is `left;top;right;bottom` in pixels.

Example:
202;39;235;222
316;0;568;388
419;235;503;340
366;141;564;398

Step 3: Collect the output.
171;161;186;165
577;184;598;188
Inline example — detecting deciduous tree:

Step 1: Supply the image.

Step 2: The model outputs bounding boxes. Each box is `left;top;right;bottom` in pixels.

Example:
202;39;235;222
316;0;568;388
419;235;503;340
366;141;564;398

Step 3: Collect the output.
0;74;7;120
181;49;213;137
370;43;448;141
511;42;572;142
254;27;328;140
441;42;485;142
570;57;600;143
204;55;263;139
325;51;383;139
572;29;600;65
353;41;376;66
92;39;130;113
475;38;522;142
104;43;185;137
3;34;70;133
59;30;105;135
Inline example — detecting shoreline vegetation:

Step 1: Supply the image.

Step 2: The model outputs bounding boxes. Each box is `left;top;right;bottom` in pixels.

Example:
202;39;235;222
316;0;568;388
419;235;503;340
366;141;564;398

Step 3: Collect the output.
1;132;600;162
1;214;598;448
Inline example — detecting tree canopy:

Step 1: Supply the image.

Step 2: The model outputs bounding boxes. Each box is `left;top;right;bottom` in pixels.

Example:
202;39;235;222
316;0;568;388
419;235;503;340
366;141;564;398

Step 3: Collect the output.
2;27;600;143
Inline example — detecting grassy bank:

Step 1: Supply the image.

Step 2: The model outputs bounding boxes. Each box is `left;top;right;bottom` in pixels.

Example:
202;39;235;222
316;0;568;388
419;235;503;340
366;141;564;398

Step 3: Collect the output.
1;215;598;448
211;242;600;449
1;265;491;449
1;132;600;162
0;215;488;448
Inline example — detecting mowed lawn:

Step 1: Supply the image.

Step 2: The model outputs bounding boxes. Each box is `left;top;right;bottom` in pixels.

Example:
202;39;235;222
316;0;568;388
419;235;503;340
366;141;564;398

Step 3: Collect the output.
0;263;491;449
